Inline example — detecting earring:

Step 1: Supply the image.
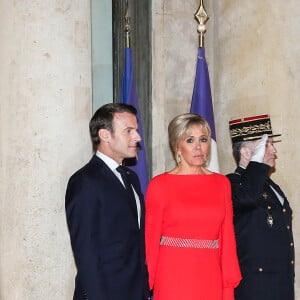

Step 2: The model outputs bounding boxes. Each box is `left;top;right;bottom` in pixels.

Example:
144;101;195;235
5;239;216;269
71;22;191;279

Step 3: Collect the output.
176;153;181;165
204;155;209;166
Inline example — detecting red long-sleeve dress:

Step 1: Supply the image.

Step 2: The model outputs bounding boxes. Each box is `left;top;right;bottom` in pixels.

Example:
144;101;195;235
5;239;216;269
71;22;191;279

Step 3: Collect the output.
145;172;241;300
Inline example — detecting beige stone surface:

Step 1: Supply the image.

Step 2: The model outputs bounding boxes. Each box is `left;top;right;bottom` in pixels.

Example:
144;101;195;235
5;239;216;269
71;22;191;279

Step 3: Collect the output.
0;0;299;298
152;1;205;174
214;1;300;296
0;0;92;299
152;0;300;297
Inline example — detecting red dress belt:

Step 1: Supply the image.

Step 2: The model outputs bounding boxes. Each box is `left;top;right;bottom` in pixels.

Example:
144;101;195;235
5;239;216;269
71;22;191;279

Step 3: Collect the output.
160;236;219;249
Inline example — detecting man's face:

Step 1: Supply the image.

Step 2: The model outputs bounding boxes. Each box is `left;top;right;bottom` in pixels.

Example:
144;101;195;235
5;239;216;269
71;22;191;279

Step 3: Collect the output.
105;112;141;164
263;137;277;168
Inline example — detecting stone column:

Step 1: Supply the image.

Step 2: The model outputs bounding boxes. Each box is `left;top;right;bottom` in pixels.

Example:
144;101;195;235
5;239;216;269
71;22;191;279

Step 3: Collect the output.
0;1;92;299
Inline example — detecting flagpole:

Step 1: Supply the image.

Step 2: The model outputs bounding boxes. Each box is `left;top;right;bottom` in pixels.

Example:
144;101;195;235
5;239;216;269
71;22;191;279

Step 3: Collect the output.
194;0;209;48
124;0;130;48
191;1;220;173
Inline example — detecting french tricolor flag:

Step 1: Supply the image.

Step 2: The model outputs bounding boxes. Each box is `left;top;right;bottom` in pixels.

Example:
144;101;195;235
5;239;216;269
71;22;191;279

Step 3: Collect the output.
120;47;149;195
190;47;219;173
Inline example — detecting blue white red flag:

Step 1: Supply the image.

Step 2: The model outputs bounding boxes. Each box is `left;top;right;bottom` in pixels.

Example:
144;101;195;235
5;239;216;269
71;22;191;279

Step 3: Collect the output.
190;47;219;172
121;47;149;195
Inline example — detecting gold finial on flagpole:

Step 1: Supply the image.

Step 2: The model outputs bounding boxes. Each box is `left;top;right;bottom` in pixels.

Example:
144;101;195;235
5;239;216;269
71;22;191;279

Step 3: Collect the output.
194;0;209;48
124;0;131;48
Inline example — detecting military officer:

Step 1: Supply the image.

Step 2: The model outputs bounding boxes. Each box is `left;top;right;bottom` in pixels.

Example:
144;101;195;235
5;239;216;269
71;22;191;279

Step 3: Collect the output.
227;114;294;300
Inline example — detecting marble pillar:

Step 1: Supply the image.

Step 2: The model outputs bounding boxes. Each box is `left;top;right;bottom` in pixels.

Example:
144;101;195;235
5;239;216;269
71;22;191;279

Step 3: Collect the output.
0;1;92;298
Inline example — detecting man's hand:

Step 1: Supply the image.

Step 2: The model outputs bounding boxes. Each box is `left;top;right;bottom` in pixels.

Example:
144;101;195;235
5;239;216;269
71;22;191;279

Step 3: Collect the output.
250;134;268;163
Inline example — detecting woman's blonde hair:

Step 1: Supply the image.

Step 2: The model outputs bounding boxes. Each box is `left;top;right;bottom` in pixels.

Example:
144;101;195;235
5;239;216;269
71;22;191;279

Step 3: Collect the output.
168;113;211;162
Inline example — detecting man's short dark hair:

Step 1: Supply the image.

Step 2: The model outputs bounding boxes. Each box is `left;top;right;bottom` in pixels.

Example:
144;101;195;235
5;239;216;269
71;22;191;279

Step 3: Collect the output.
89;103;137;146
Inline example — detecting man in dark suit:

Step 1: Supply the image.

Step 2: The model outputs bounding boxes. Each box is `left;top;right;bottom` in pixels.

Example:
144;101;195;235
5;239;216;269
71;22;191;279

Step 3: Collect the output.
227;115;294;300
65;103;150;300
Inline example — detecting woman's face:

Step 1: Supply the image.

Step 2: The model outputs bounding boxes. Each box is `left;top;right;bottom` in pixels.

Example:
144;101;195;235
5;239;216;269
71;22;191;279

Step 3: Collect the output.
177;124;210;169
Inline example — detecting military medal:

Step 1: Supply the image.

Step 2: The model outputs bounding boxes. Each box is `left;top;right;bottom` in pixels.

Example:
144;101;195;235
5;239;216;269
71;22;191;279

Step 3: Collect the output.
263;192;273;227
267;214;273;227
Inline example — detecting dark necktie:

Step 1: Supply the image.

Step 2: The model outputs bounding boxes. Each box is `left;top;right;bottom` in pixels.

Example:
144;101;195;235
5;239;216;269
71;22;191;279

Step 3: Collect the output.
116;166;136;202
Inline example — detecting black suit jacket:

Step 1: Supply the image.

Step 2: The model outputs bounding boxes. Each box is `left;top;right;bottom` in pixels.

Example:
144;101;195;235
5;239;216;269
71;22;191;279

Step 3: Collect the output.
66;155;149;300
227;162;294;300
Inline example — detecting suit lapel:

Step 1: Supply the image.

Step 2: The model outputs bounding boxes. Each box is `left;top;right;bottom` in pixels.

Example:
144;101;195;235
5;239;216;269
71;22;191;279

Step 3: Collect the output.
267;178;286;199
265;178;286;206
91;155;139;225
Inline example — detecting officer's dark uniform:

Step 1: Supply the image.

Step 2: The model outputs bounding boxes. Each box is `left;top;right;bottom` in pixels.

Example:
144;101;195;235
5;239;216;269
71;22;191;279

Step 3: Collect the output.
227;161;294;300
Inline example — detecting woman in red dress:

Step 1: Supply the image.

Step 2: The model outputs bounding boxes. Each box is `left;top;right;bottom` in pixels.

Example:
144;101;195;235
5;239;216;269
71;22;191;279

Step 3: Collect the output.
145;113;241;300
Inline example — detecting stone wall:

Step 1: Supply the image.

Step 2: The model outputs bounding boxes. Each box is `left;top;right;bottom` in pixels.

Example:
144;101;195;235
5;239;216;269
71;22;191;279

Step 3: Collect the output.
151;0;300;297
0;0;299;298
